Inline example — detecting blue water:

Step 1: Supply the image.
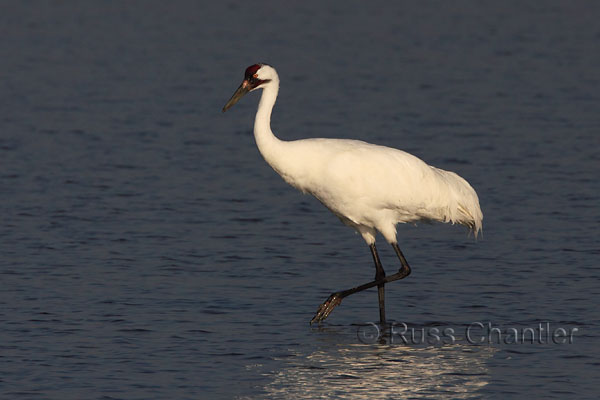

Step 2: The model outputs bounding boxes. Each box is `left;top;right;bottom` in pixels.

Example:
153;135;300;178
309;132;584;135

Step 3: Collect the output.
1;1;599;399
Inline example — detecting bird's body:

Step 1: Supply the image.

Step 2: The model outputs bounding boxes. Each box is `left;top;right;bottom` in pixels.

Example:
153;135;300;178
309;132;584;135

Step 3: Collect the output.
223;63;482;325
261;136;481;245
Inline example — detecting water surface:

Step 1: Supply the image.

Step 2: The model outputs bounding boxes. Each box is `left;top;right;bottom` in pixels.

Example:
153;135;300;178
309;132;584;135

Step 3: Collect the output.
1;1;599;399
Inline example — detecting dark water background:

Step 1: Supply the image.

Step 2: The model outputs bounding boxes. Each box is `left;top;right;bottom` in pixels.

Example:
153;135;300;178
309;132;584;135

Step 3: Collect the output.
1;1;599;399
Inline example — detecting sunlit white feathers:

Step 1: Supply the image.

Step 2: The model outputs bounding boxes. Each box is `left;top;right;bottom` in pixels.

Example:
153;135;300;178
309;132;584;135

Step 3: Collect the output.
224;64;482;246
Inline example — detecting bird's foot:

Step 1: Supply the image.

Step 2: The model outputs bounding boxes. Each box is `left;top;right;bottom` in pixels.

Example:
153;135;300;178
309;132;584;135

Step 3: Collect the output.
310;292;343;324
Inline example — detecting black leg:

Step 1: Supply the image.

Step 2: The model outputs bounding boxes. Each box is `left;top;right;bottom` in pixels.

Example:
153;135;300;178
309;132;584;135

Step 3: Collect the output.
370;244;386;326
310;242;411;324
391;243;411;279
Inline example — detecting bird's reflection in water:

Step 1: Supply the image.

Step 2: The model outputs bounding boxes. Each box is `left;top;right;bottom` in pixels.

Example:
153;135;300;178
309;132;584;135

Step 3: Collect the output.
259;330;495;399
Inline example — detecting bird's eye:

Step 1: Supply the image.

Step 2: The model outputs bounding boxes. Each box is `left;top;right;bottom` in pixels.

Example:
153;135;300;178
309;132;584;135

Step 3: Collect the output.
253;74;258;78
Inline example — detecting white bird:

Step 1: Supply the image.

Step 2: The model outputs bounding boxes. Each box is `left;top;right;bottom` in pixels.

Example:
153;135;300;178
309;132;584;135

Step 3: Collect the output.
223;63;482;325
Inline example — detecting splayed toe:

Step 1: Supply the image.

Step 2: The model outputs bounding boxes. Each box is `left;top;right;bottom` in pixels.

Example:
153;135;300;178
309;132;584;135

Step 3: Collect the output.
310;293;343;324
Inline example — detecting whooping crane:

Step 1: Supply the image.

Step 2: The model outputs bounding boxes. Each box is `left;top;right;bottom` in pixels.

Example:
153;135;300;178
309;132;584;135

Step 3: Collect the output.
223;63;482;325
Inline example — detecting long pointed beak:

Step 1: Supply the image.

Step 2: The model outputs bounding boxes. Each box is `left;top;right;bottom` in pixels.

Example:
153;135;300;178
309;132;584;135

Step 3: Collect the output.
222;81;250;112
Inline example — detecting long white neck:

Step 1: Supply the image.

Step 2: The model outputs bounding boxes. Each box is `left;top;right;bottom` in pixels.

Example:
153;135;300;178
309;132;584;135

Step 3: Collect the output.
253;77;285;168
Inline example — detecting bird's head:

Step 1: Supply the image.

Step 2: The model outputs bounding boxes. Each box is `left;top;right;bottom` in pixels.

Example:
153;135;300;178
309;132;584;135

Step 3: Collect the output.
222;63;276;112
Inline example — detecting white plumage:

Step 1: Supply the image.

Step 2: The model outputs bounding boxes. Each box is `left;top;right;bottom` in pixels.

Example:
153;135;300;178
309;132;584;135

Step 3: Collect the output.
270;137;481;244
223;63;482;324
